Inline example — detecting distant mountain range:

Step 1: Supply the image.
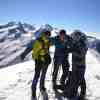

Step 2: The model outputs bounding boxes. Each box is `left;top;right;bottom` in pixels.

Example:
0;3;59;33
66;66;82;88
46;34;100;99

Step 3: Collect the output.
0;21;100;67
0;22;54;67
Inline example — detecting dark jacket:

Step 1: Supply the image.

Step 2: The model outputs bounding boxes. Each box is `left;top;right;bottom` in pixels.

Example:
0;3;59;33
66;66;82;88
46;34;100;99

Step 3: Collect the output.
72;39;88;70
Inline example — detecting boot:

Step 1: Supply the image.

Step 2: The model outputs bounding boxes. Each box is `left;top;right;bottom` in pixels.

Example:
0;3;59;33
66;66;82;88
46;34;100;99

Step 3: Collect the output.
31;88;36;99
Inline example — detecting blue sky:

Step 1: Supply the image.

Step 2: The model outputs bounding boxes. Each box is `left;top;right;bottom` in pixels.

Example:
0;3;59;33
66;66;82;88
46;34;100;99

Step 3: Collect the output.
0;0;99;33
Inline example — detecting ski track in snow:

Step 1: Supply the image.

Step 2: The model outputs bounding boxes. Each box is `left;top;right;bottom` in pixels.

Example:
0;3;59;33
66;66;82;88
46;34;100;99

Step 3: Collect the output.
0;50;100;100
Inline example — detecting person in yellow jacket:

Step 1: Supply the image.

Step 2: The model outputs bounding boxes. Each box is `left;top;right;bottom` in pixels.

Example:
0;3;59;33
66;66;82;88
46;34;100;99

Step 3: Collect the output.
31;30;51;100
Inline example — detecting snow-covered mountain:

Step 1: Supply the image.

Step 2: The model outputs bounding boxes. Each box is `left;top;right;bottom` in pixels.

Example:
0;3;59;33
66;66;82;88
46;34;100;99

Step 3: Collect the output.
0;22;54;67
0;22;33;67
0;50;100;100
87;36;100;53
0;21;100;68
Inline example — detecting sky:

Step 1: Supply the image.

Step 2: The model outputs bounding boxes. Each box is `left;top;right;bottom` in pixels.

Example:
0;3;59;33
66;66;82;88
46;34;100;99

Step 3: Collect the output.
0;0;99;33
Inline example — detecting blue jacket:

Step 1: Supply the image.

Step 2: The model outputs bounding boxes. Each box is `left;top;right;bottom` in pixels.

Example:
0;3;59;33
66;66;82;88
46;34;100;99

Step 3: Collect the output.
50;36;70;64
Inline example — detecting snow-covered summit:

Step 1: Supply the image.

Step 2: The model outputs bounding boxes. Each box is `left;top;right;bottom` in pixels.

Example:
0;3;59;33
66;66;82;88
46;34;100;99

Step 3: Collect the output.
0;21;36;34
0;21;36;67
0;50;100;100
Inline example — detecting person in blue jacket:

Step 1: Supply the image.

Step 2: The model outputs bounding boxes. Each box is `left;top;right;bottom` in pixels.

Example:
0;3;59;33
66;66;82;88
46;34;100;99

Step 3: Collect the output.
50;30;71;91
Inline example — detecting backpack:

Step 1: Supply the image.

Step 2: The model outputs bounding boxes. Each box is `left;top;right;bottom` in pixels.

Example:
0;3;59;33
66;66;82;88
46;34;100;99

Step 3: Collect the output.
38;38;51;64
32;37;51;64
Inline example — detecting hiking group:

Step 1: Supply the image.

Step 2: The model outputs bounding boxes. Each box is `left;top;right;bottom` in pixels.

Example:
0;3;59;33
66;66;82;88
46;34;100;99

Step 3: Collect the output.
21;29;88;100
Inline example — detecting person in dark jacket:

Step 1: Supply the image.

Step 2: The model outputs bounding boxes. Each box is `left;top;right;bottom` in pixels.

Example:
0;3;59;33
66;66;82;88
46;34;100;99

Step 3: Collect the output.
50;30;71;91
63;30;88;100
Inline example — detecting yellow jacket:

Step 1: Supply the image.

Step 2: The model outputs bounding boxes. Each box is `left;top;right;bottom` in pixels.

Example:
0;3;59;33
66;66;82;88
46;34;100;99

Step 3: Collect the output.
32;35;50;61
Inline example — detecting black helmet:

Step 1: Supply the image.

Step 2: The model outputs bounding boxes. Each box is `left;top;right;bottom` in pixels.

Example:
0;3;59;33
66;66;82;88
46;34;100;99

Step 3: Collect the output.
71;30;87;42
42;30;51;37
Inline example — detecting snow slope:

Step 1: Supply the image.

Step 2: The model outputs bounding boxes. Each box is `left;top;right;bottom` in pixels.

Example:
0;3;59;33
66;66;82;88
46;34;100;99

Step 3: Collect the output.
0;22;54;67
0;50;100;100
0;22;34;67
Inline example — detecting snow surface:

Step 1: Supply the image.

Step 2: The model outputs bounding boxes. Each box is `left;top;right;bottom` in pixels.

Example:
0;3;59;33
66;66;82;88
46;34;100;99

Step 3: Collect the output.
0;50;100;100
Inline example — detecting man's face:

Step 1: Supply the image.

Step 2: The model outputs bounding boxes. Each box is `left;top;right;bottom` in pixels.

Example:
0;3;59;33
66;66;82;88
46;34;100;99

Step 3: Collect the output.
59;34;65;42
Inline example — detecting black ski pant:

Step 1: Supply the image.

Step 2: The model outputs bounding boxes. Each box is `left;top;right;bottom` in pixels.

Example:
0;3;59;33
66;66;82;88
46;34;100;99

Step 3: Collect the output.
52;59;70;86
76;68;86;97
31;60;49;97
64;67;86;98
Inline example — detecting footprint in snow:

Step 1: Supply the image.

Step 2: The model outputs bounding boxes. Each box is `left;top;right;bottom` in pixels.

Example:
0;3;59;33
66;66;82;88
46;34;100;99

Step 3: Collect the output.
95;75;100;80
